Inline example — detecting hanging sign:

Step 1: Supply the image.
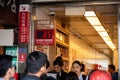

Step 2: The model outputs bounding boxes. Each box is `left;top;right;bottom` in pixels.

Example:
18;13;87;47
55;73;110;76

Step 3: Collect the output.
35;29;55;45
19;4;30;43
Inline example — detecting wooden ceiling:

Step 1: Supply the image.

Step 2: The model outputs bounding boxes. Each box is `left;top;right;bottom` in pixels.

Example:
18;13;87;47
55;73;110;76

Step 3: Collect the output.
48;4;118;59
33;0;119;59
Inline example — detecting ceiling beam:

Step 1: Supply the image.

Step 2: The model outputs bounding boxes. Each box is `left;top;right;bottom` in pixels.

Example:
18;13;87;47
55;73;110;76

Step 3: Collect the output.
32;0;120;6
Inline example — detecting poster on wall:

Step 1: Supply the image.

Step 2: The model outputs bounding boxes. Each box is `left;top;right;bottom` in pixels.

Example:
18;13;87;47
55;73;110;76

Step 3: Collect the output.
19;4;30;43
35;29;55;45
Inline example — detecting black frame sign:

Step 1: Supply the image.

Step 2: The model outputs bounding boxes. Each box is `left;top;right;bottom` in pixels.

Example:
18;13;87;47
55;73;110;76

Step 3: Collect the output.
35;29;55;46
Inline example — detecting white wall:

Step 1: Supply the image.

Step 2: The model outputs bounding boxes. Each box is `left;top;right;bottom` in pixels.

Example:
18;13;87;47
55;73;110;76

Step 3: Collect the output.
69;32;110;70
0;29;14;46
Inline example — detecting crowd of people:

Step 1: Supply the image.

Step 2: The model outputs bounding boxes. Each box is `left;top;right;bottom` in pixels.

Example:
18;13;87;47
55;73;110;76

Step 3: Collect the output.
0;51;118;80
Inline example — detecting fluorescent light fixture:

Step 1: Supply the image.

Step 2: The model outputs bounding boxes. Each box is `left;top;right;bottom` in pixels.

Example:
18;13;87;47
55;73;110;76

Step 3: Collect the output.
85;17;102;25
85;11;96;16
85;11;116;50
98;32;108;36
93;26;106;32
102;36;111;41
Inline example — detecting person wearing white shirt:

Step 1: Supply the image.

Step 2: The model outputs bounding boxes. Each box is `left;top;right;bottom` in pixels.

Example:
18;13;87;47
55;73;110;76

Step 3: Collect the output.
71;61;84;80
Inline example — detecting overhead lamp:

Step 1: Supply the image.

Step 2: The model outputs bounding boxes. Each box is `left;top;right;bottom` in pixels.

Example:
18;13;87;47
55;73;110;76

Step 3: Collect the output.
85;17;102;25
85;11;116;50
93;26;106;32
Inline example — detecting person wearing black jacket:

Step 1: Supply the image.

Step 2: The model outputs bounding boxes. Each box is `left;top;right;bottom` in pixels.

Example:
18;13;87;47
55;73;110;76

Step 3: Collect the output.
0;55;15;80
22;51;48;80
49;56;67;80
40;60;57;80
108;64;118;80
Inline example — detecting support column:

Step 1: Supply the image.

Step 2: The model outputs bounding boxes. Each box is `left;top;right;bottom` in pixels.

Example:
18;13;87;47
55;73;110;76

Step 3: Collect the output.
18;0;31;74
118;5;120;78
113;49;118;71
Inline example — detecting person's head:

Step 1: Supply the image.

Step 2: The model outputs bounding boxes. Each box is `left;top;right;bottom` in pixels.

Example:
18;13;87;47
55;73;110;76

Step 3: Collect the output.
66;71;79;80
26;51;47;77
108;64;116;74
88;69;112;80
46;60;50;70
0;55;15;79
53;56;63;72
39;60;50;80
71;60;82;76
81;63;85;72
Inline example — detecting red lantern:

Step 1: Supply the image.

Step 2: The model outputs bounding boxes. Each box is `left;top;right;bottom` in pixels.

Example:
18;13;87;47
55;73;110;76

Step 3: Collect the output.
89;70;112;80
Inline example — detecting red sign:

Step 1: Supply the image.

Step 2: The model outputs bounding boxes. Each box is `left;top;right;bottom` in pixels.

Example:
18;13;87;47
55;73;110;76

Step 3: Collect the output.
35;29;55;45
19;54;26;62
19;4;30;43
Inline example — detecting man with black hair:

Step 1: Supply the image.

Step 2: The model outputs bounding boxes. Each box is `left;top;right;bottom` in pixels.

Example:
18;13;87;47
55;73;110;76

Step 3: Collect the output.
40;60;51;80
22;51;48;80
0;55;15;80
108;64;118;80
49;56;67;80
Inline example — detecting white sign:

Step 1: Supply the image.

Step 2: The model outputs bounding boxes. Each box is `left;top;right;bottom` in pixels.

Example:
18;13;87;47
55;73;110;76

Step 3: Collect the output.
19;4;30;12
65;6;85;16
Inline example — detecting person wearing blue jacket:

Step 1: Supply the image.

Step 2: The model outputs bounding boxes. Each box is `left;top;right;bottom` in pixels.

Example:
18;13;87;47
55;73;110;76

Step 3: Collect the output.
48;56;67;80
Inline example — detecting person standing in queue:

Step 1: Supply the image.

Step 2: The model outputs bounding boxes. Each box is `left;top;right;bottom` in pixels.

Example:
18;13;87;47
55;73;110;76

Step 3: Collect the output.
71;60;84;80
66;71;79;80
22;51;47;80
81;63;87;80
40;60;57;80
108;64;118;80
0;55;15;80
49;56;67;80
